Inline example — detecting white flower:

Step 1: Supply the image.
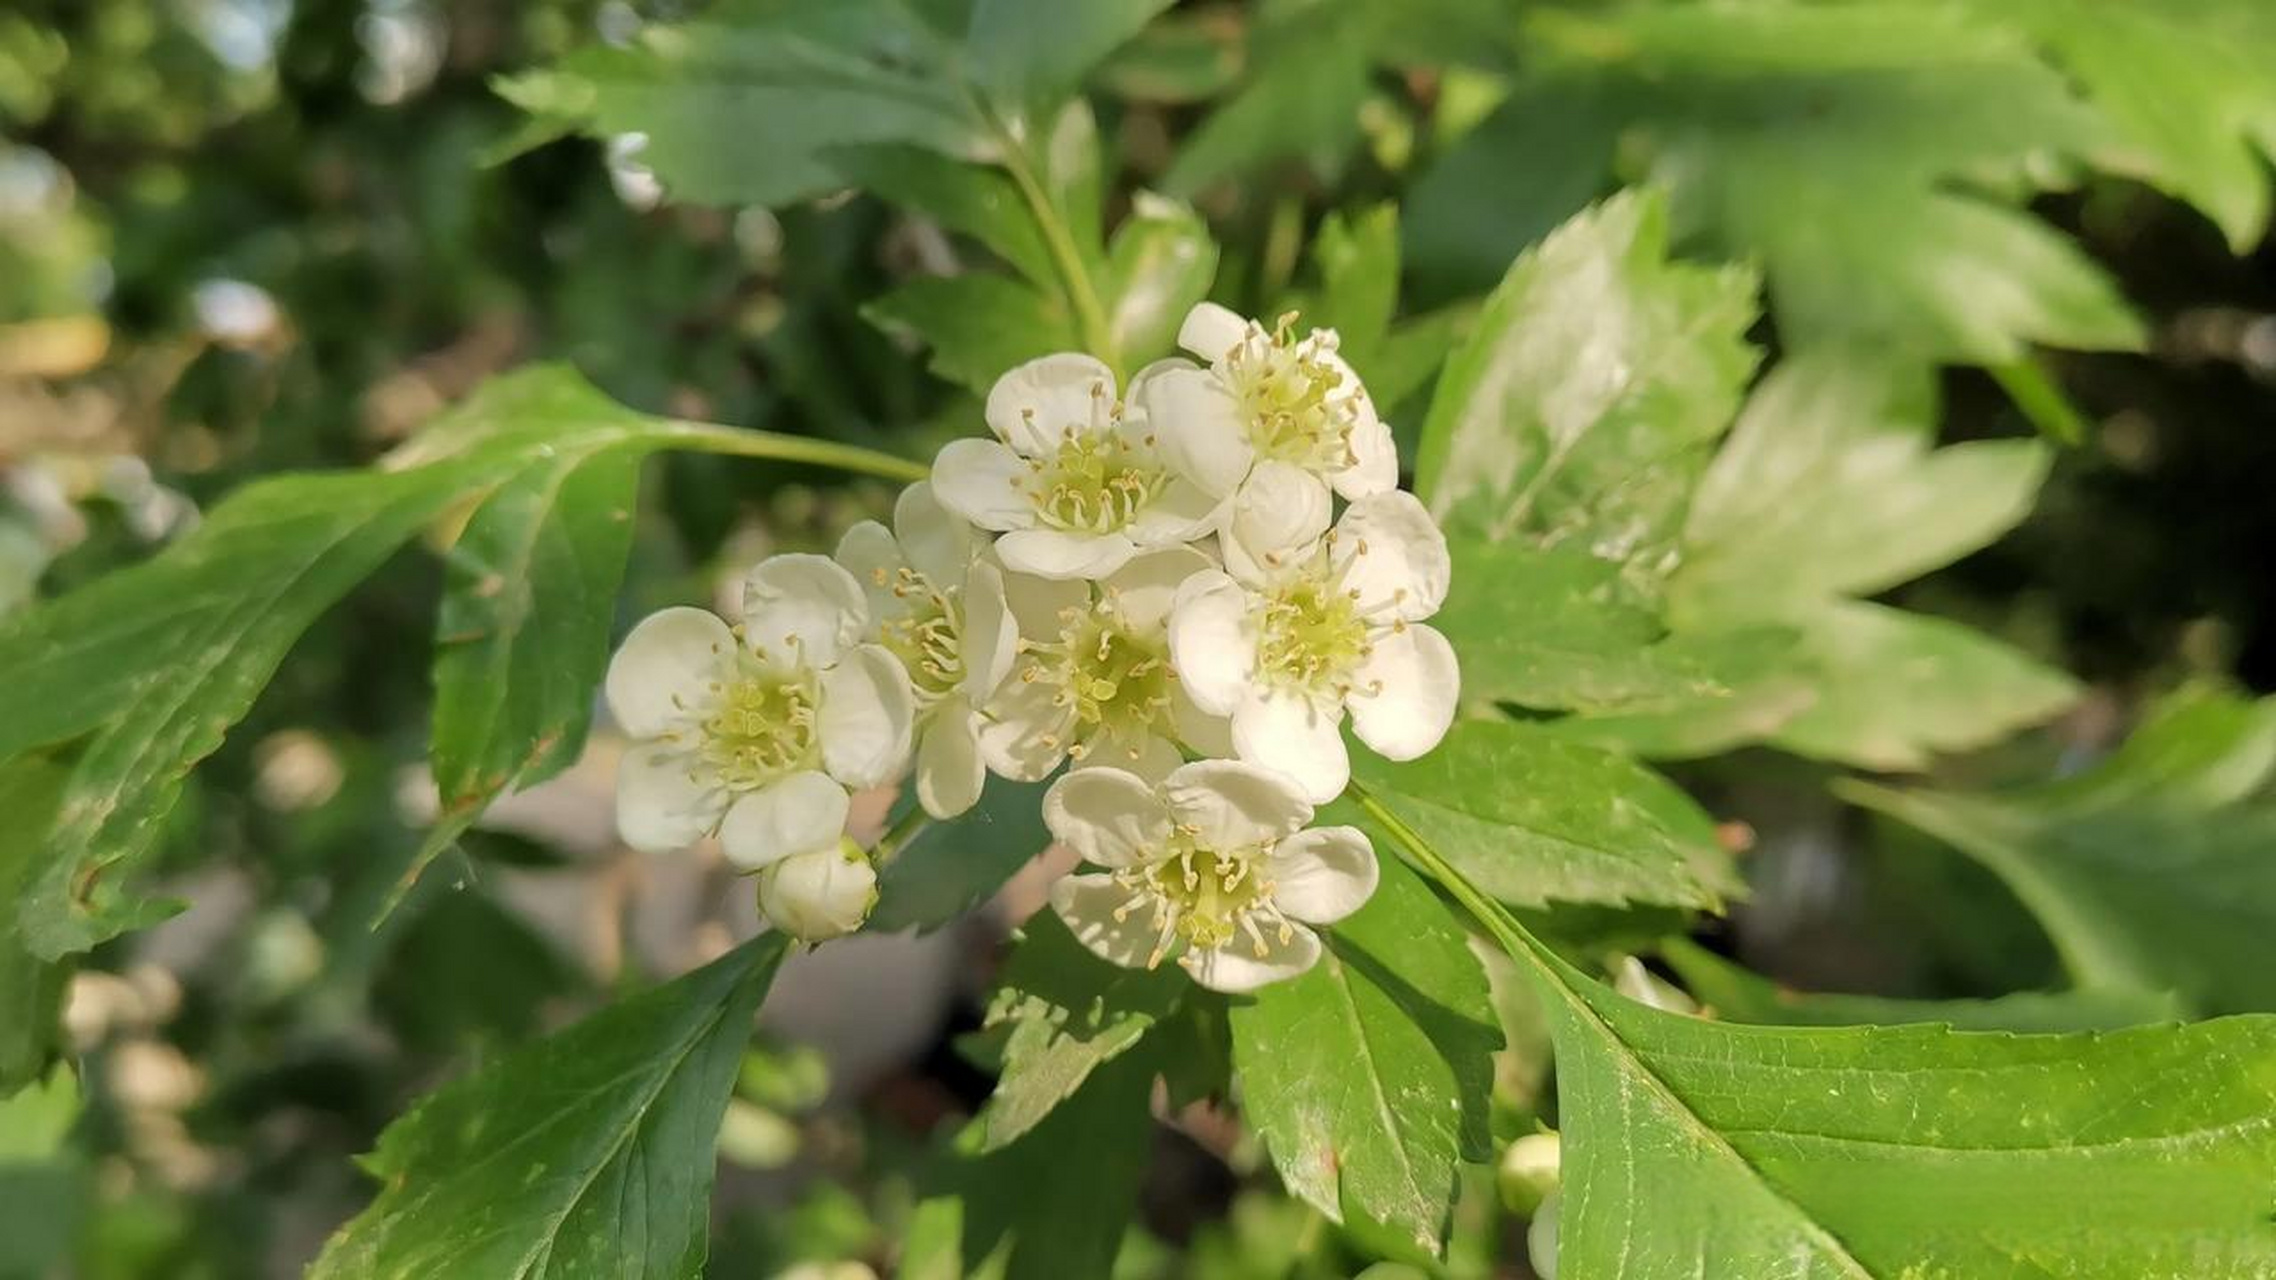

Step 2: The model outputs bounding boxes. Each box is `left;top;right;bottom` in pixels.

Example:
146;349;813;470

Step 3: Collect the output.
757;838;879;942
835;482;1017;819
602;554;916;868
1169;476;1458;804
980;546;1230;782
1134;301;1397;506
1043;760;1379;992
930;352;1222;581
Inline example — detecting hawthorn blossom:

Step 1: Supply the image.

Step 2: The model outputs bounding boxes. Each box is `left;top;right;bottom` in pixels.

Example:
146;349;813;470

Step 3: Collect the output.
1169;475;1458;804
758;839;879;941
980;546;1230;782
930;353;1221;580
1043;761;1379;992
603;554;915;868
1135;302;1397;506
836;482;1017;819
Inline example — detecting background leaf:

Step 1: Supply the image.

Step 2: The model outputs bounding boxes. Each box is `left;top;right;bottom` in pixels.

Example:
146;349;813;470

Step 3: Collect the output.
310;935;787;1280
1838;689;2276;1016
870;777;1053;934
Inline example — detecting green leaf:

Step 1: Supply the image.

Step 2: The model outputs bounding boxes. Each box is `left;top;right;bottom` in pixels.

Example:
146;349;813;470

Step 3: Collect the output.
1661;938;2184;1033
1351;720;1739;912
1230;852;1499;1256
966;0;1176;118
1671;354;2052;625
1415;188;1759;565
870;778;1052;933
1435;537;1786;715
1530;943;2276;1277
310;935;788;1280
1767;602;2080;771
1285;205;1401;366
865;274;1075;397
830;146;1056;285
0;366;713;958
1102;192;1218;368
430;437;642;826
977;909;1190;1150
1982;0;2276;251
1837;689;2276;1016
0;762;70;1094
1411;3;2147;363
903;1048;1157;1280
498;0;983;209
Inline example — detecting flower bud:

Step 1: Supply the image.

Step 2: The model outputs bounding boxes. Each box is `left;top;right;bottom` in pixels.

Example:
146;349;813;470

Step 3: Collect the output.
757;838;878;942
1498;1130;1562;1216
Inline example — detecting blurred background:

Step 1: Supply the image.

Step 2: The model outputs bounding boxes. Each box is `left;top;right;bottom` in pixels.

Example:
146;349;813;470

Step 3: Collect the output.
1;1;2272;1276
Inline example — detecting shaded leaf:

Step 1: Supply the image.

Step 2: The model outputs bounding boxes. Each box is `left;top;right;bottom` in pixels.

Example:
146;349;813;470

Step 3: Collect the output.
0;763;71;1094
1661;938;2184;1033
967;0;1176;118
1838;689;2276;1016
870;778;1052;933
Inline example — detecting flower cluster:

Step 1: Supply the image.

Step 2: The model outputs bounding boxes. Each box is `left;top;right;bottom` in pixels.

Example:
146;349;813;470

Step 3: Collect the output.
603;305;1458;985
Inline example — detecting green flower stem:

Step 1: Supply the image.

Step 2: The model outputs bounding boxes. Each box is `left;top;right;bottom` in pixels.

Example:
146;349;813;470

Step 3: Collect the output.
869;803;934;867
983;108;1119;377
662;421;929;485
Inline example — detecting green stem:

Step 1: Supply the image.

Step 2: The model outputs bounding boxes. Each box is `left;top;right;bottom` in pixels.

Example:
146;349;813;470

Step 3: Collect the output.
1988;357;2088;446
985;111;1119;375
868;803;934;867
661;421;928;485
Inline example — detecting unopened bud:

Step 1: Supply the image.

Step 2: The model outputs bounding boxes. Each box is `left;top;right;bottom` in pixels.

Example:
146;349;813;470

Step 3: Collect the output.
1498;1130;1562;1216
757;838;878;942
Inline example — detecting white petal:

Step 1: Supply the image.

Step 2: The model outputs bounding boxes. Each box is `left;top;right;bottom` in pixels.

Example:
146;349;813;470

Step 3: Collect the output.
1043;766;1171;868
977;672;1072;780
1232;690;1349;805
1180;923;1321;993
604;606;732;740
999;568;1088;640
1222;460;1331;585
987;352;1118;454
833;519;905;621
1050;873;1165;971
914;703;986;819
1167;570;1256;717
1331;404;1398;500
1101;545;1214;633
758;845;877;941
615;741;730;853
892;480;976;584
1349;623;1459;762
932;437;1032;532
1136;362;1253;498
1268;826;1378;925
1126;475;1227;548
1172;682;1234;758
742;553;869;669
997;527;1138;580
957;560;1019;702
1178;300;1250;362
819;644;916;787
717;771;849;870
1084;726;1182;780
1164;758;1314;848
1332;491;1450;621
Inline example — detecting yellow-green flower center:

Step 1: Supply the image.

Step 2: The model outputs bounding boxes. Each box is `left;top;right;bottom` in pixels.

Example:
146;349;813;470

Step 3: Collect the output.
1257;576;1371;694
1111;839;1293;964
1026;428;1166;534
875;567;964;706
1224;313;1361;474
697;665;820;790
1023;603;1174;763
